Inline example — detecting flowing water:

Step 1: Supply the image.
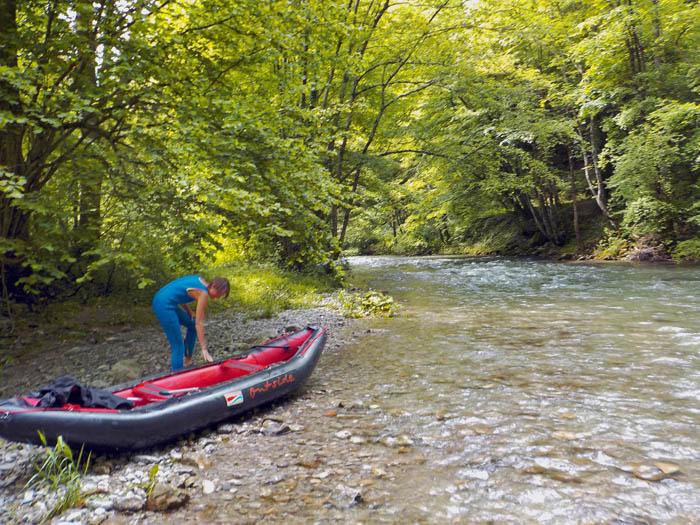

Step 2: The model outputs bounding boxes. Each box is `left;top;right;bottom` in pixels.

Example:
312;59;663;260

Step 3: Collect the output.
336;256;700;524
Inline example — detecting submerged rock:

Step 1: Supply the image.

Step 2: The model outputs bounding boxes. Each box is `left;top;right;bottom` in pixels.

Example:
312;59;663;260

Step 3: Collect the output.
261;419;291;436
330;484;364;508
620;461;681;481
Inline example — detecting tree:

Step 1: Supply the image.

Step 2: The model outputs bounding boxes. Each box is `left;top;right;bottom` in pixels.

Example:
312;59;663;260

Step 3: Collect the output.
318;0;454;249
0;0;348;304
0;0;174;300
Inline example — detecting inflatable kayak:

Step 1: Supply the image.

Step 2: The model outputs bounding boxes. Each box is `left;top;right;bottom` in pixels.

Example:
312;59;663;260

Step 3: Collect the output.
0;326;326;451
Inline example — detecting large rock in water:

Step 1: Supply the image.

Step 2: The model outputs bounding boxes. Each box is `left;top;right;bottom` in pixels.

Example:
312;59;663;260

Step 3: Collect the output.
110;358;143;383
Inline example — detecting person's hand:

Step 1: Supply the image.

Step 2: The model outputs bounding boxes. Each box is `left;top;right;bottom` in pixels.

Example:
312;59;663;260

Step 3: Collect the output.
201;348;213;362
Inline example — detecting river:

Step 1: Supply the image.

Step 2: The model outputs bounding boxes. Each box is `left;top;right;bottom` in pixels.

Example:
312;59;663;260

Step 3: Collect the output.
337;255;700;524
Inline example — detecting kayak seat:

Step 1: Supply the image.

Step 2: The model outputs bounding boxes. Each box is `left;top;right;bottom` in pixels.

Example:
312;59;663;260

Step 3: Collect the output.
133;383;199;402
221;360;264;374
251;344;292;352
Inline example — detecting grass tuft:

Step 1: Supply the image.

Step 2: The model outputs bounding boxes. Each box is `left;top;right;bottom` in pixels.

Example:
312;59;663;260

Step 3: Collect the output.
26;431;91;523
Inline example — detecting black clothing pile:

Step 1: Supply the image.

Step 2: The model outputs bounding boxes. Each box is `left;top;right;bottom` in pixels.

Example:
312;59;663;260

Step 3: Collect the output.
31;375;134;410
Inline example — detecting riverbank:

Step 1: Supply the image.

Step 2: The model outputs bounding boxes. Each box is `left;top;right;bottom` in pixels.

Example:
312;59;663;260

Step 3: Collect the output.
346;200;695;263
0;302;374;524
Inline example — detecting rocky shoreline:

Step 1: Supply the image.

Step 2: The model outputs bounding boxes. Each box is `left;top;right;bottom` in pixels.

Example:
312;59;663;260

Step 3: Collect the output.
0;305;382;525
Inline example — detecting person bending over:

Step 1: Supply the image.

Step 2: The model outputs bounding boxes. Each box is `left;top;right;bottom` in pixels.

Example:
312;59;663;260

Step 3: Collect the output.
152;275;230;370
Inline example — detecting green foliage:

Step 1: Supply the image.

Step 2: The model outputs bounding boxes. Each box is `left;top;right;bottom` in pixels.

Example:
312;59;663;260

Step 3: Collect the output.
389;235;433;256
670;239;700;262
606;100;700;238
343;0;700;259
26;432;91;523
593;230;634;260
1;0;346;307
619;197;678;237
337;289;400;318
217;262;340;319
453;214;529;256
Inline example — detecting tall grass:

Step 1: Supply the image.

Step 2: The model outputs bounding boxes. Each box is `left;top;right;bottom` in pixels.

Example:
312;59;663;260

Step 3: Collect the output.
25;432;91;523
209;263;340;318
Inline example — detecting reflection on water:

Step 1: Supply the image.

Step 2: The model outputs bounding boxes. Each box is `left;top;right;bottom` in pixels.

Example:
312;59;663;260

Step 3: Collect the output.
340;256;700;523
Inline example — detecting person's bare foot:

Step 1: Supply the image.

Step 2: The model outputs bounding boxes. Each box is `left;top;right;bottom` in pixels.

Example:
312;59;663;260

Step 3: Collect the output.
184;355;193;367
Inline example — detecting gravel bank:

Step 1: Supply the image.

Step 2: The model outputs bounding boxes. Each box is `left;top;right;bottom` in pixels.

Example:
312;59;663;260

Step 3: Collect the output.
0;305;388;525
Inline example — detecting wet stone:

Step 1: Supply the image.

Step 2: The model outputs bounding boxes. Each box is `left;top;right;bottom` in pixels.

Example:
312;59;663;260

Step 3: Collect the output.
620;462;681;481
145;484;190;511
85;494;115;510
261;420;291;436
113;490;146;513
179;453;213;470
552;431;578;441
217;423;236;434
330;484;364;508
132;454;160;464
264;474;286;485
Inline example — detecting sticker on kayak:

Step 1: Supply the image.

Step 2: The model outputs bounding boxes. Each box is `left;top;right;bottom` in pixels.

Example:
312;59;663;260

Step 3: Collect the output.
224;391;244;407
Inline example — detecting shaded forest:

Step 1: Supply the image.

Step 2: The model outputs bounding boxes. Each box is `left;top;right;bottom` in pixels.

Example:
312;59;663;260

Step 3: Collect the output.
2;0;699;307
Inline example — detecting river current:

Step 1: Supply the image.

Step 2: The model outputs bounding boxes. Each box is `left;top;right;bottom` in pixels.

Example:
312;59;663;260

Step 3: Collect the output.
338;256;700;524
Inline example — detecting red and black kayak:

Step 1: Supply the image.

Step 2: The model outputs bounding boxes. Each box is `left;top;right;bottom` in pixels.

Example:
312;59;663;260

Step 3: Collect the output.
0;326;326;451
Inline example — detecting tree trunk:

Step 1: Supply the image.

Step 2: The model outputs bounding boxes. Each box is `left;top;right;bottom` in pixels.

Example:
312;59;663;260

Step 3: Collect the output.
536;191;555;241
0;0;31;298
567;146;582;251
580;120;616;224
544;185;561;244
521;194;548;240
650;0;662;69
73;1;113;261
0;0;25;240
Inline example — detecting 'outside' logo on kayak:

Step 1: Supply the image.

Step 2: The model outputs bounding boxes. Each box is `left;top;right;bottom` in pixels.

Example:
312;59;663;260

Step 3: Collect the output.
224;391;244;407
249;374;295;399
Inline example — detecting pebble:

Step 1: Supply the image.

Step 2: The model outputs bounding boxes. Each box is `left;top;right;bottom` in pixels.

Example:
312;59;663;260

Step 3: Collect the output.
202;479;216;494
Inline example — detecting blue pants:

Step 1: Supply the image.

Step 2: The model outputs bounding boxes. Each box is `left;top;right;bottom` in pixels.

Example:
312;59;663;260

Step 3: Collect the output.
153;304;196;370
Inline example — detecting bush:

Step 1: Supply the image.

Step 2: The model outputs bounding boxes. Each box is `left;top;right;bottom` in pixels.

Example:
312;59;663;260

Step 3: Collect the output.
389;235;432;255
337;289;400;318
620;197;677;237
593;229;634;260
671;239;700;262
